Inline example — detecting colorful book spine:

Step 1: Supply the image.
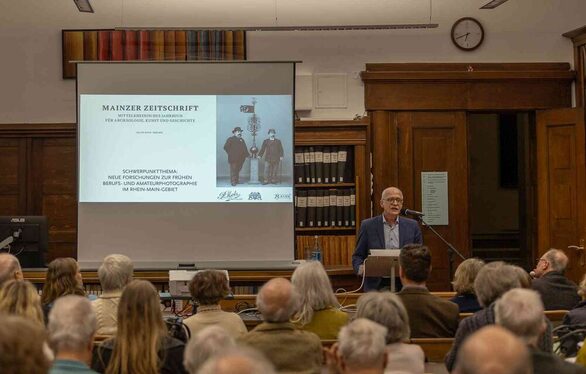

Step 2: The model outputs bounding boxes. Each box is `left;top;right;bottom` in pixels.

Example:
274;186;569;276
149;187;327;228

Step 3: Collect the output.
138;30;150;60
97;31;111;60
164;30;176;60
124;30;138;60
83;31;98;61
175;31;187;61
110;31;124;60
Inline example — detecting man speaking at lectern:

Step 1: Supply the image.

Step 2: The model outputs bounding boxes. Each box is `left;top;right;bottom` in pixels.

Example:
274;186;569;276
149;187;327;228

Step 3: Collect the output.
352;187;423;291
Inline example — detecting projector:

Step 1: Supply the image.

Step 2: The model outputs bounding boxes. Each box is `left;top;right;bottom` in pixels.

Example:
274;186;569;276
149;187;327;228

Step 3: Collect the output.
168;269;229;298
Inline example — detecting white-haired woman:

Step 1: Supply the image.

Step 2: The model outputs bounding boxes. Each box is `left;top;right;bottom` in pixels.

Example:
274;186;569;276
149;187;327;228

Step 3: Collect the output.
291;261;348;339
356;291;425;374
92;254;133;335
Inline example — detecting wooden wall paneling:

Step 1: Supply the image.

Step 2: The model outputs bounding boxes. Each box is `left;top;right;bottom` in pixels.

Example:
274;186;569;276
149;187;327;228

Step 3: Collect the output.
371;111;398;214
33;138;77;260
362;63;574;111
397;112;469;290
0;138;28;215
536;108;586;282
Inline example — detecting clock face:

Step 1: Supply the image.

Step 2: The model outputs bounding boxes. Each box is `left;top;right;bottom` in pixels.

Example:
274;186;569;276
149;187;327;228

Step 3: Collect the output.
451;17;484;51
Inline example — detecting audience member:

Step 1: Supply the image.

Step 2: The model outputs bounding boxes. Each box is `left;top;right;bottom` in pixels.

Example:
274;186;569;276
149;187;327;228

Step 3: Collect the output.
239;277;322;373
326;318;387;374
397;244;459;338
453;325;531;374
563;273;586;326
496;288;586;374
92;279;187;374
0;253;23;288
92;254;133;335
531;249;580;310
182;269;247;338
183;325;236;374
41;257;85;321
48;295;98;374
291;260;348;339
198;346;276;374
356;291;424;373
0;279;44;326
445;262;523;371
450;258;485;313
0;314;51;374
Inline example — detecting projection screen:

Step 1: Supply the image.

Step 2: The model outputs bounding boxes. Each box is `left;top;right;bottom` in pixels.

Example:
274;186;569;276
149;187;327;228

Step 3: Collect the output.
77;62;296;269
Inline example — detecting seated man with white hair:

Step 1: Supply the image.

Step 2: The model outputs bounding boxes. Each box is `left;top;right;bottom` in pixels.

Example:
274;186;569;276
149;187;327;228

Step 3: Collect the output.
92;254;133;335
531;248;580;310
48;295;98;374
183;326;236;374
0;253;23;288
495;288;586;374
239;277;323;374
326;318;388;374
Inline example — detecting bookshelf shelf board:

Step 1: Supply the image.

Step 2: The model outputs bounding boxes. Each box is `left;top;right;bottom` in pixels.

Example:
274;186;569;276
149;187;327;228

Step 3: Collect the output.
295;183;355;188
295;227;356;232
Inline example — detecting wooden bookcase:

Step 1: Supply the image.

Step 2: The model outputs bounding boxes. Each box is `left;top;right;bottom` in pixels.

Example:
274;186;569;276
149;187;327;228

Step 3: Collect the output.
293;118;370;266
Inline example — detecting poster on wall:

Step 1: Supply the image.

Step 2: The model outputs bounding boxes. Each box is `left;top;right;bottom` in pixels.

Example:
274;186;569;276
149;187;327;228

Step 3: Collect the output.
421;171;449;225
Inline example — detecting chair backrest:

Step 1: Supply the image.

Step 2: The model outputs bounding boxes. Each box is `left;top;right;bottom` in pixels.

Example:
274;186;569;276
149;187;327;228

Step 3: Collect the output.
408;338;455;363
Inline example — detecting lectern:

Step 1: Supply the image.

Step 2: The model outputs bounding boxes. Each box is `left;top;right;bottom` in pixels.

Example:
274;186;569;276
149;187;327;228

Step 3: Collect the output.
363;249;401;292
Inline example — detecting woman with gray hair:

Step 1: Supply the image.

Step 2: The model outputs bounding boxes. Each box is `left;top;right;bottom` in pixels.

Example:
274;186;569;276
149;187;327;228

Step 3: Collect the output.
291;261;348;339
355;292;424;374
92;254;133;335
183;326;236;374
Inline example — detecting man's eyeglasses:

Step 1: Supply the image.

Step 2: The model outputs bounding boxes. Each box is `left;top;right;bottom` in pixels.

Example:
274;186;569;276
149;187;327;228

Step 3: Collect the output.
382;197;403;204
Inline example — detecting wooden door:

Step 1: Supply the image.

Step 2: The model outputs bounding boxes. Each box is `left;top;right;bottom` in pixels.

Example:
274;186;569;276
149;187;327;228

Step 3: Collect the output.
536;108;586;282
397;112;469;290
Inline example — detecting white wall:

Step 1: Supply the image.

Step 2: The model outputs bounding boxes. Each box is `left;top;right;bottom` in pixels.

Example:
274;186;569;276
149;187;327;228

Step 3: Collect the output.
0;0;584;123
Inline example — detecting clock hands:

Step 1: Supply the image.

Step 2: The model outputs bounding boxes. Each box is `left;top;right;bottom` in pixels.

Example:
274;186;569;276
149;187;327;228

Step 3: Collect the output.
455;32;470;40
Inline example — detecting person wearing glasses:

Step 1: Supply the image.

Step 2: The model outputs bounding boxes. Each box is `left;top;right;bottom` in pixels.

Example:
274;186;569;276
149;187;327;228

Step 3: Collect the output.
351;186;423;291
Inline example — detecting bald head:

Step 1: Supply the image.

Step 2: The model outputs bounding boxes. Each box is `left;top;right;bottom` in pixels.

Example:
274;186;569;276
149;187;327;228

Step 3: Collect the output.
0;253;22;287
380;187;404;221
256;278;299;322
381;187;402;200
454;326;531;374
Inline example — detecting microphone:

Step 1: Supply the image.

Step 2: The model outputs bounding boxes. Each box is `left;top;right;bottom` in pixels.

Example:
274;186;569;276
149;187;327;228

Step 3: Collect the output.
529;271;536;278
400;208;425;217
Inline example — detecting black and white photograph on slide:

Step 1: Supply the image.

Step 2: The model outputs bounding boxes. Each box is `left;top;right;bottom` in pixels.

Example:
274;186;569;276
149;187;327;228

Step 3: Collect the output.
216;95;293;188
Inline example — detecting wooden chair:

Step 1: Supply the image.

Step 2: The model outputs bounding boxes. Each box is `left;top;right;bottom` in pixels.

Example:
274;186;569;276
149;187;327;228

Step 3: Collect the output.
408;338;454;363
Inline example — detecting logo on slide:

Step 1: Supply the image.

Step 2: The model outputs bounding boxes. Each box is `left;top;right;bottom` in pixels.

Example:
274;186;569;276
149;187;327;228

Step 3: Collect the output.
248;192;262;201
274;193;291;201
217;191;242;201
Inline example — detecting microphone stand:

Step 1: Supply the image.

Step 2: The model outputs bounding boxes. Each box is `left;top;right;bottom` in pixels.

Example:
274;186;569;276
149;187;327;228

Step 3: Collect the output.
416;216;466;282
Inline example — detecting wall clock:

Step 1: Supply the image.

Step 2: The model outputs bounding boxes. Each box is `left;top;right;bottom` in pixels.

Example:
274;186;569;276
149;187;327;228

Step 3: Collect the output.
451;17;484;51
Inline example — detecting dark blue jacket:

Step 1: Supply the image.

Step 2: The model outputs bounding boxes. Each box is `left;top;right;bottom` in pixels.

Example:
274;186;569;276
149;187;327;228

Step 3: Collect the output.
351;215;422;291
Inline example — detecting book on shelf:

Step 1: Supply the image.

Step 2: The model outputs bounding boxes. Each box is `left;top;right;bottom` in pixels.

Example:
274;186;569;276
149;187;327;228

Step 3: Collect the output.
316;190;324;227
309;146;316;184
322;146;331;183
294;147;305;183
314;146;323;183
330;147;338;183
97;31;111;60
111;31;124;61
329;189;337;227
296;190;307;227
322;190;330;227
164;30;176;60
303;147;311;184
124;30;138;60
337;146;348;183
138;30;150;60
83;31;98;61
350;188;356;227
186;30;198;60
175;31;187;60
307;190;317;227
336;190;344;227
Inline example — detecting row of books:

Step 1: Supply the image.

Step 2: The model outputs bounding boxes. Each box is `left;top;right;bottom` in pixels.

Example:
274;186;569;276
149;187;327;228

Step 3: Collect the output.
62;29;246;78
296;235;355;266
294;146;353;184
295;188;356;228
231;285;260;295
